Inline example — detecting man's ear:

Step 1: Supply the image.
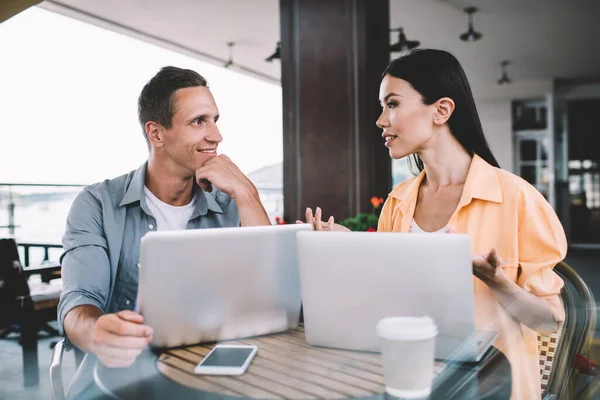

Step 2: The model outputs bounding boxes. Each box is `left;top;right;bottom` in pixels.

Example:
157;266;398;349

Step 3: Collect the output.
433;97;455;126
145;121;164;147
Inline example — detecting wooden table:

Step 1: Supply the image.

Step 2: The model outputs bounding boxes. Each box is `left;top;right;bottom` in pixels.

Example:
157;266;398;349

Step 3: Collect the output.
95;325;511;399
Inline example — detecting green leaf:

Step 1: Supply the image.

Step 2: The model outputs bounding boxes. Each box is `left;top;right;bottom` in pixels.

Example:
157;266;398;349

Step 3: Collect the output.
339;212;379;231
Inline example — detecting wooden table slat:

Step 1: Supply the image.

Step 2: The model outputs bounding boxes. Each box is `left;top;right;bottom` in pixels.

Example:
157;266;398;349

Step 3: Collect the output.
186;340;384;385
236;338;385;390
166;346;317;399
241;343;375;397
255;335;384;375
279;331;383;366
177;344;346;399
32;298;59;311
240;358;346;398
245;338;384;384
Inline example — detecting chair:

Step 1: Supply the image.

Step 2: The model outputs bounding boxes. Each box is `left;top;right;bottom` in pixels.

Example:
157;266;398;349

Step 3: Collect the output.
539;261;597;399
0;238;62;386
50;336;89;400
50;338;67;400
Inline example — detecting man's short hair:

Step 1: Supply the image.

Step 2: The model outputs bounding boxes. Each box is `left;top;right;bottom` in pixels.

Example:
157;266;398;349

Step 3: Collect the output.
138;66;208;145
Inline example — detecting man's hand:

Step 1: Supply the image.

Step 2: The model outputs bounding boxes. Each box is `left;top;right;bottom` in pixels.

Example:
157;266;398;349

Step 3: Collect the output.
297;207;350;232
195;154;270;226
195;155;255;199
91;310;153;368
472;248;509;288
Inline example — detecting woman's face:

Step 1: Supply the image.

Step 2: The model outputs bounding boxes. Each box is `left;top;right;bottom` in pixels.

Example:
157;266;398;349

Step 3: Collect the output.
376;75;437;159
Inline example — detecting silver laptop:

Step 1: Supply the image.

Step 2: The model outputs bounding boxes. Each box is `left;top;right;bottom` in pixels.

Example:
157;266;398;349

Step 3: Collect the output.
137;223;312;348
297;231;497;362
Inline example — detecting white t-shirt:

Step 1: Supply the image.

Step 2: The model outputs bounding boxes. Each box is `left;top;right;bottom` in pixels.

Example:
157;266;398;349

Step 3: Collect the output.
409;218;447;234
143;186;197;231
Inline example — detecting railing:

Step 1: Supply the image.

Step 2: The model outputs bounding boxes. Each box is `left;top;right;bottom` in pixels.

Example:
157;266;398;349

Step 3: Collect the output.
19;242;63;268
17;243;63;282
0;182;283;243
0;181;283;274
0;181;281;281
0;182;86;236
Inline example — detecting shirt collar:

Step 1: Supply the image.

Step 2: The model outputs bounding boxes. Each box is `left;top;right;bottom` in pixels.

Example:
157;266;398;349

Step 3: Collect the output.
388;154;503;211
119;162;224;216
459;154;503;206
119;163;146;207
190;189;224;218
388;170;425;214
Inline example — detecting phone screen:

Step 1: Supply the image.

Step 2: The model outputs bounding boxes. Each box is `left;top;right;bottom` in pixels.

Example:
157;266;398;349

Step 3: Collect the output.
200;347;255;368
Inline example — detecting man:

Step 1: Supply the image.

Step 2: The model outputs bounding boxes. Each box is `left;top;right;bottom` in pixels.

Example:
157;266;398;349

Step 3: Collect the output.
58;66;271;396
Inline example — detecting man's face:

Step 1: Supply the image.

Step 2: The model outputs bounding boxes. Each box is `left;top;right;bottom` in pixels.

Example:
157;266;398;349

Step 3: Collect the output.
158;86;222;176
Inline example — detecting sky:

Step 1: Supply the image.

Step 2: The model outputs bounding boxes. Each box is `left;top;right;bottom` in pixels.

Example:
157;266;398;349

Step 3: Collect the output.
0;7;283;185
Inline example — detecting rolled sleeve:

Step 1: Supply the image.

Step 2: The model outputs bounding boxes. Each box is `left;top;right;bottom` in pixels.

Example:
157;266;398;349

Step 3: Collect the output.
516;189;568;325
58;189;111;334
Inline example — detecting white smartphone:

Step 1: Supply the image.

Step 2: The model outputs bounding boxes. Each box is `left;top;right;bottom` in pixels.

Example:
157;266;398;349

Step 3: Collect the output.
194;344;258;375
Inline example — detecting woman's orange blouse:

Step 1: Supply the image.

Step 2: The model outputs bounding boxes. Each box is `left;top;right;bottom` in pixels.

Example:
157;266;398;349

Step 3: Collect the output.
378;154;567;400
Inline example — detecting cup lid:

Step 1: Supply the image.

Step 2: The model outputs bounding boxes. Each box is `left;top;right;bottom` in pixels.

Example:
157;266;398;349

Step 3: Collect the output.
376;316;438;341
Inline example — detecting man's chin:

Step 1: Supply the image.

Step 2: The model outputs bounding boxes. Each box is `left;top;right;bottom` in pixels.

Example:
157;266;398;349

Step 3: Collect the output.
194;153;218;167
193;158;210;170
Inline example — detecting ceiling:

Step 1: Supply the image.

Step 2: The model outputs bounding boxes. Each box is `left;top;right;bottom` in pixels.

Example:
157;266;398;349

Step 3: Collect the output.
39;0;600;100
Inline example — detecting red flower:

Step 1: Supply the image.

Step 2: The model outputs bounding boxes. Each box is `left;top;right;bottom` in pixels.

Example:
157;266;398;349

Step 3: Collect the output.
370;196;385;209
370;197;379;208
366;228;376;232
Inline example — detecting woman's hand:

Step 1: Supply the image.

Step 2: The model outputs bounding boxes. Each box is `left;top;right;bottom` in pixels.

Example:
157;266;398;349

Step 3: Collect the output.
296;207;351;232
473;248;559;333
472;248;509;289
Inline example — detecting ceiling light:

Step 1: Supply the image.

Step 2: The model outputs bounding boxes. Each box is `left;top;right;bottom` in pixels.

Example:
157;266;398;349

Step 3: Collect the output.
224;41;235;68
389;28;420;53
265;42;281;62
459;7;483;42
497;60;512;85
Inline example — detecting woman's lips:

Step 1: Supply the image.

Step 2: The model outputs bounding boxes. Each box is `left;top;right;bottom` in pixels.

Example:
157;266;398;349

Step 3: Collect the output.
384;136;396;147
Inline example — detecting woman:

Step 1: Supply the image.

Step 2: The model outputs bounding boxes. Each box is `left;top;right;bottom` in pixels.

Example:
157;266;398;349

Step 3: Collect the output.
302;49;566;400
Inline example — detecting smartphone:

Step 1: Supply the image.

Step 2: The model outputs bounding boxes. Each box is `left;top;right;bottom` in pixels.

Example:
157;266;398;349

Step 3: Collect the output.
194;344;258;375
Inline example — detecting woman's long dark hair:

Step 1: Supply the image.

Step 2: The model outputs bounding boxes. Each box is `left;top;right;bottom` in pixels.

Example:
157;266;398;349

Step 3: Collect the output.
382;49;499;174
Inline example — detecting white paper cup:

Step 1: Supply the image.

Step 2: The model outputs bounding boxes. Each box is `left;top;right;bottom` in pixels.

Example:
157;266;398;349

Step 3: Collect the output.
376;316;438;399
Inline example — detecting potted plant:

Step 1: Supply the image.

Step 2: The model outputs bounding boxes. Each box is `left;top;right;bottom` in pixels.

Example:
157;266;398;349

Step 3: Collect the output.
339;197;384;232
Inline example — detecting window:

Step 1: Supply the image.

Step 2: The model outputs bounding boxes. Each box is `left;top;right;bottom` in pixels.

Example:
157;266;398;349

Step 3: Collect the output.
0;7;283;243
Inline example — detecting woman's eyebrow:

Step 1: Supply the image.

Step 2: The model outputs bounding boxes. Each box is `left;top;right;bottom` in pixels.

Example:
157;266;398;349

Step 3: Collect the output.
383;93;402;102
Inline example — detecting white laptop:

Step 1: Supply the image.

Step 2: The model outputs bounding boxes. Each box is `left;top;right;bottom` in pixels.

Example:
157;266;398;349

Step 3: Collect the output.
137;224;313;348
297;231;497;362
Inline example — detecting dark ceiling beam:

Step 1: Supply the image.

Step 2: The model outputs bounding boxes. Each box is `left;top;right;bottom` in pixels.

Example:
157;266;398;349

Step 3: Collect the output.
1;0;43;23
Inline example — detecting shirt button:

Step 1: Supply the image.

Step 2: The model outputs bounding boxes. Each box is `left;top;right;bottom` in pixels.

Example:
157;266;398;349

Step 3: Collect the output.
125;299;131;305
148;224;154;230
137;263;140;268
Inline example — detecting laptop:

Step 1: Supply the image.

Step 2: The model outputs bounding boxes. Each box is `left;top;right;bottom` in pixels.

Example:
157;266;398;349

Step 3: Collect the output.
137;223;313;348
297;231;497;362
